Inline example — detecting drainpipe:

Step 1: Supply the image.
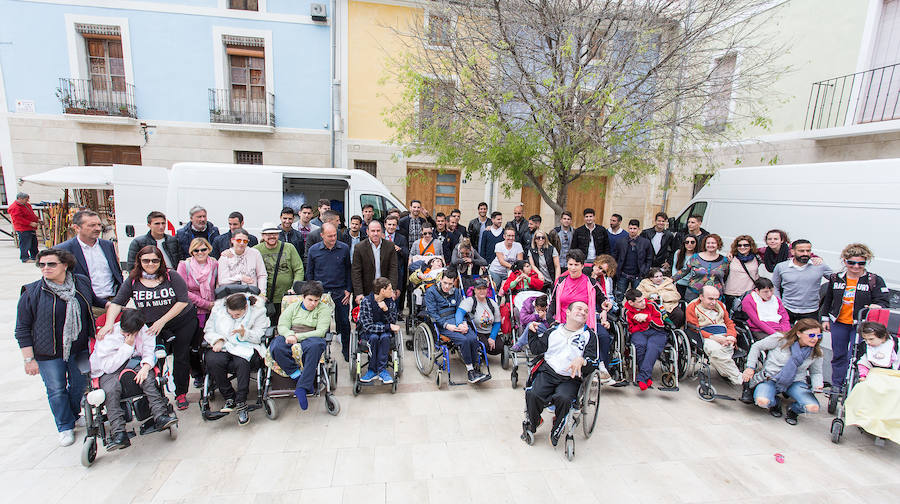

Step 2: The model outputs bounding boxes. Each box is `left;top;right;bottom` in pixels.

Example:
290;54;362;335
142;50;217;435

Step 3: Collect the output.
661;0;693;213
329;0;338;168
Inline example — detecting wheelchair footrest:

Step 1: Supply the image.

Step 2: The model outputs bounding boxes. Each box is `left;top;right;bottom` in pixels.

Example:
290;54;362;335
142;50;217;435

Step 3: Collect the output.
610;380;630;388
657;386;679;392
202;410;230;421
713;394;736;401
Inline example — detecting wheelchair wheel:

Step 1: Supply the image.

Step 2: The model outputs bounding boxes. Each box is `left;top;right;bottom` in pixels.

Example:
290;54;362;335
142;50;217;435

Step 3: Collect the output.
349;337;359;383
511;368;518;389
565;436;575;461
674;330;691;379
521;429;535;445
661;372;677;389
697;384;717;402
80;437;97;467
325;394;341;416
413;323;435;376
581;371;601;439
353;382;361;396
264;398;278;420
391;380;398;394
501;346;510;370
831;419;844;444
168;424;178;440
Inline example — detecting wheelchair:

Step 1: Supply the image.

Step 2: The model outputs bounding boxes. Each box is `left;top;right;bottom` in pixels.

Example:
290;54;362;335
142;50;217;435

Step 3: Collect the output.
349;302;404;395
519;365;602;461
197;285;277;423
412;310;493;388
78;343;178;468
262;283;340;417
687;304;752;402
505;290;546;389
620;302;688;392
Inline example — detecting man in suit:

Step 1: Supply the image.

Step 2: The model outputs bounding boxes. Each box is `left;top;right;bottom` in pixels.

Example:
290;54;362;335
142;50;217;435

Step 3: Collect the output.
384;215;409;312
352;220;399;304
467;202;489;253
505;205;529;248
305;210;350;257
612;219;654;300
640;211;676;269
211;211;258;259
571;207;609;265
58;209;123;313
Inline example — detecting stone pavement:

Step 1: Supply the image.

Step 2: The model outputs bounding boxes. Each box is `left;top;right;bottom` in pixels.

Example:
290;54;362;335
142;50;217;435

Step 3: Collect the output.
0;240;897;503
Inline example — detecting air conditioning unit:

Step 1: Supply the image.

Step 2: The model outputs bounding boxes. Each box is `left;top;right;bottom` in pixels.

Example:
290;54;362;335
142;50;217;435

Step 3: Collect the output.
311;3;327;22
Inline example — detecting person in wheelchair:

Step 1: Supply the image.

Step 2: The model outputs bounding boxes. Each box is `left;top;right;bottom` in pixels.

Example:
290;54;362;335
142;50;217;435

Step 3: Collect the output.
498;260;545;297
271;281;333;410
203;292;269;425
357;277;401;384
90;309;177;450
742;318;825;425
624;289;668;391
511;294;550;352
524;301;599;447
424;270;489;383
686;286;743;386
450;239;488;276
457;277;502;357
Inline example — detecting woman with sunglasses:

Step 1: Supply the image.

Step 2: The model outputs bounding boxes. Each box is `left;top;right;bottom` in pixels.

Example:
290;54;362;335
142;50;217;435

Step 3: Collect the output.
16;248;109;446
100;246;198;410
528;230;560;288
820;243;891;412
742;318;825;425
673;234;727;302
218;228;267;293
672;235;698;298
724;235;760;310
177;238;218;328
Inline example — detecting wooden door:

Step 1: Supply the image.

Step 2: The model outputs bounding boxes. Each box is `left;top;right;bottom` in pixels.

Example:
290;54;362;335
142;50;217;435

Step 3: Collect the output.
406;166;460;215
566;175;606;227
520;177;542;220
83;144;142;166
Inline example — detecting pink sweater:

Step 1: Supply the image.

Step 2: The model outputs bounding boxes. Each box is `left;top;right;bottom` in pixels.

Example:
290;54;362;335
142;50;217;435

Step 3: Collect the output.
217;247;267;292
741;292;790;335
177;258;218;314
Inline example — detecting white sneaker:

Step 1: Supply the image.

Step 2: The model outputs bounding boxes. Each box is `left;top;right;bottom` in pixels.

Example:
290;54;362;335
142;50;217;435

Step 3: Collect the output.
597;363;615;385
58;429;75;447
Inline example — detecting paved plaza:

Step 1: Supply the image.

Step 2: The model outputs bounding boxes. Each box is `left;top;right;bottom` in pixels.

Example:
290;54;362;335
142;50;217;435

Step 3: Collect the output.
0;242;898;503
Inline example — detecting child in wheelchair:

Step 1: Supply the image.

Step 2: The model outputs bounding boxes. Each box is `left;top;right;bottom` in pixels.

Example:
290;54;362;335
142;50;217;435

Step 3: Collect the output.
512;294;549;352
409;255;445;309
89;309;177;450
357;277;401;384
624;289;667;391
203;292;269;425
498;260;545;297
842;320;900;444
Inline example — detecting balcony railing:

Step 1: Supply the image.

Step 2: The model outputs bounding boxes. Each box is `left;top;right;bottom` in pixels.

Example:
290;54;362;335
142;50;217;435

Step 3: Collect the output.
208;88;275;127
805;62;900;130
56;78;137;118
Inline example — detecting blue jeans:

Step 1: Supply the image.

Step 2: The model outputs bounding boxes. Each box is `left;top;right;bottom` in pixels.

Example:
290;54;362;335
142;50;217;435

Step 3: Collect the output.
829;322;856;389
17;230;38;262
438;326;479;365
365;332;392;373
754;380;819;414
596;323;612;365
270;336;325;394
37;352;87;432
615;273;640;302
329;291;351;360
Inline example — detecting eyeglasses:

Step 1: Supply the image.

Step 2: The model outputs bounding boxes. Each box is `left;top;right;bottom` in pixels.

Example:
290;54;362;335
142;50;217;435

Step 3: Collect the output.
37;261;60;269
233;238;249;244
535;236;545;240
140;258;161;264
846;260;867;266
192;247;209;254
422;231;433;236
737;243;751;248
807;333;823;339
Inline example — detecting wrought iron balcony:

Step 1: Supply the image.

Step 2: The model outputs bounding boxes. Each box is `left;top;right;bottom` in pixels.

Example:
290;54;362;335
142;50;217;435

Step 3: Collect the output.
56;78;138;118
805;62;900;130
208;88;275;127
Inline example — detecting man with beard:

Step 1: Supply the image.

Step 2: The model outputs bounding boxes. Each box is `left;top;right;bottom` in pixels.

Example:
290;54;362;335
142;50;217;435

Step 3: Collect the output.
771;240;833;324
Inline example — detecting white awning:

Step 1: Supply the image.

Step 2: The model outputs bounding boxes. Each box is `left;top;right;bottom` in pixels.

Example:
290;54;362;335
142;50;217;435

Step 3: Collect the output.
22;166;114;189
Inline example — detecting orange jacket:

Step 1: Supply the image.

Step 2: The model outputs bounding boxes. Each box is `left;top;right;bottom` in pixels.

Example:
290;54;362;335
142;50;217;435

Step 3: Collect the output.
685;298;736;338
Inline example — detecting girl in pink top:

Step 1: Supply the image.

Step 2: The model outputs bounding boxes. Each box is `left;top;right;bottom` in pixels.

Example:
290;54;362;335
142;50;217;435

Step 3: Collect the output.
550;250;597;330
217;229;267;293
177;237;218;328
741;278;790;340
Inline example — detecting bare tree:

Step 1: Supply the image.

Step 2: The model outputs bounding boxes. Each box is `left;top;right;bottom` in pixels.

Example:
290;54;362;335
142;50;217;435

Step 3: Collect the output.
383;0;787;220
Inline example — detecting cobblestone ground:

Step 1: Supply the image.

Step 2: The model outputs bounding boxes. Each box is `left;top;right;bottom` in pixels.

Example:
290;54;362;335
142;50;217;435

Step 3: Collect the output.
0;241;898;503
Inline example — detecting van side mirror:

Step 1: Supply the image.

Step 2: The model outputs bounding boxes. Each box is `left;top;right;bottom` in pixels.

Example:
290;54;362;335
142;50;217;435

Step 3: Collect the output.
125;225;135;237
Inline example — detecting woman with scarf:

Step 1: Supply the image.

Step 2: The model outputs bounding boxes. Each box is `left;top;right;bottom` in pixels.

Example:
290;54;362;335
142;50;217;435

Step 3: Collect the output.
100;246;198;411
742;318;824;425
177;238;218;328
757;229;791;280
673;234;729;302
724;235;760;310
217;228;267;293
672;235;698;298
16;248;109;446
203;292;269;425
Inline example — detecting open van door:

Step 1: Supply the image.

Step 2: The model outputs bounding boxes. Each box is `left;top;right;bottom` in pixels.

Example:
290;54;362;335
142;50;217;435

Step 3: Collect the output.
112;165;171;260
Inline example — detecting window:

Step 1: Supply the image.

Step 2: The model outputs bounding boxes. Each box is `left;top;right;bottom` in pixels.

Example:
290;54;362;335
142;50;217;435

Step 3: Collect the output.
86;37;125;94
229;0;259;11
419;78;455;136
235;150;263;164
360;194;387;221
354;160;377;177
434;172;459;207
692;173;713;197
705;53;737;132
0;167;7;206
672;201;708;234
426;10;453;47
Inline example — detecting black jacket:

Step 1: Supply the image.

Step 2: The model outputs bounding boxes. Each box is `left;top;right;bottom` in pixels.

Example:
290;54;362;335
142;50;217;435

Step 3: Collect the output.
126;231;183;271
212;230;259;259
640;227;676;268
176;222;220;259
613;235;654;278
674;227;709;250
397;214;436;241
528;323;600;372
467;216;490;252
529;246;558;284
385;231;410;280
572;224;610;261
820;272;891;324
15;274;106;360
505;218;530;248
278;227;305;260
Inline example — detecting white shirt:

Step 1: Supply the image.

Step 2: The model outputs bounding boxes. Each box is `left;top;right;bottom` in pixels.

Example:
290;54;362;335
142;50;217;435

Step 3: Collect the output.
651;230;664;254
544;325;591;376
78;237;115;297
372;240;382;279
156;237;173;268
585;225;597;262
490;241;524;275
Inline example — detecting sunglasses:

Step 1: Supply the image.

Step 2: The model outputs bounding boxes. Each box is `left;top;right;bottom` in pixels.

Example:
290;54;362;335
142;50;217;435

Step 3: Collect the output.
141;258;161;264
685;240;696;244
535;236;545;240
807;333;823;339
737;243;751;247
37;261;60;268
422;231;433;235
192;247;209;254
233;238;249;244
846;260;867;266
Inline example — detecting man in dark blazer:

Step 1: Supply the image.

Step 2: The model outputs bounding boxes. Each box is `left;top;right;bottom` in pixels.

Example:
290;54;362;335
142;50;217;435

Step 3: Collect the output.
571;207;610;264
504;204;530;248
211;211;258;259
397;200;436;244
640;211;677;269
351;221;398;304
384;215;409;312
613;219;654;300
58;210;123;309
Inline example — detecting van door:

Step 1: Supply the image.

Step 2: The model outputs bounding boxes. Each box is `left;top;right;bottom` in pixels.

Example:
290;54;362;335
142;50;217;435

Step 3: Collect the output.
672;201;708;235
112;164;171;262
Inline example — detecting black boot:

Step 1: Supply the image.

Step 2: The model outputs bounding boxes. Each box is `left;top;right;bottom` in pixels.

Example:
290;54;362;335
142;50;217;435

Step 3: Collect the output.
739;383;754;404
154;414;178;431
785;409;799;426
107;431;131;451
237;403;250;426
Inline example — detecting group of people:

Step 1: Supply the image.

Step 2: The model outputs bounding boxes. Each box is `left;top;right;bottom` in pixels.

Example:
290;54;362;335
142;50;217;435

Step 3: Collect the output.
11;195;895;452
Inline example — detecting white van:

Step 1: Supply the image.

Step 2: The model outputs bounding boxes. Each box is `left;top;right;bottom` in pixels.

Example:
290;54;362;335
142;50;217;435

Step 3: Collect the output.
668;159;900;303
23;162;406;260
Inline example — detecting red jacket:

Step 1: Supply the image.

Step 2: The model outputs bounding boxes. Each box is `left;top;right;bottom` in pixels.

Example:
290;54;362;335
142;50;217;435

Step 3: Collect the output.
501;270;544;295
626;302;664;333
8;200;39;231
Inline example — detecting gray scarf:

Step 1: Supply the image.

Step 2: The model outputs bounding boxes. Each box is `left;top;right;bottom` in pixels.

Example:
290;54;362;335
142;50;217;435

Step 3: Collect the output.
45;272;82;360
